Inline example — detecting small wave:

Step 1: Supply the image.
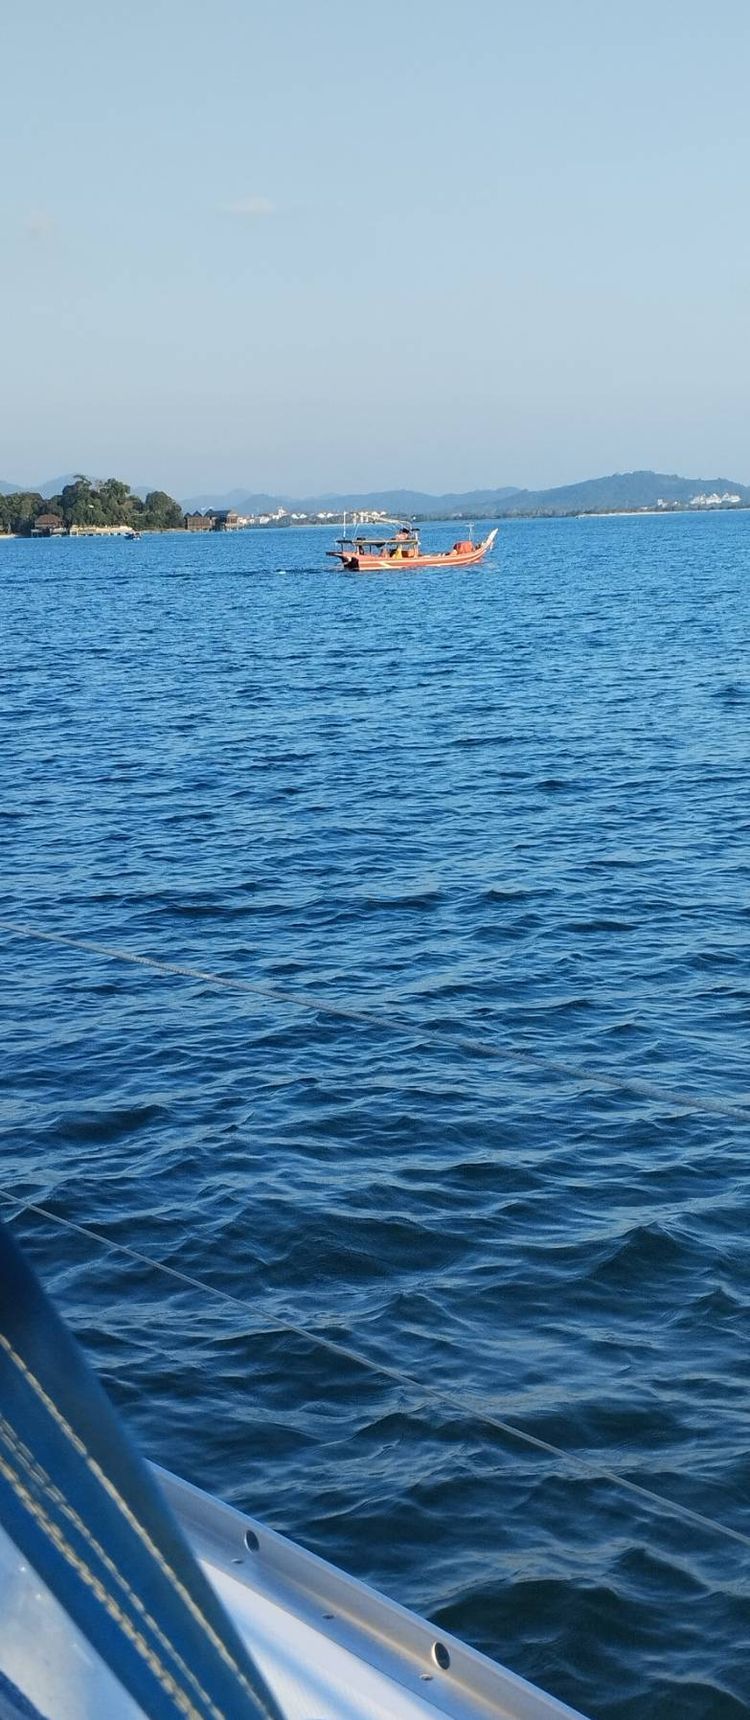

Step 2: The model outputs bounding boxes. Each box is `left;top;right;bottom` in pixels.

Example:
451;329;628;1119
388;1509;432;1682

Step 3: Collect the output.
713;682;750;706
54;1102;169;1145
154;900;253;920
586;853;645;870
471;913;546;941
452;734;515;749
481;884;542;903
584;1221;691;1290
690;1283;746;1319
355;888;444;912
564;916;635;933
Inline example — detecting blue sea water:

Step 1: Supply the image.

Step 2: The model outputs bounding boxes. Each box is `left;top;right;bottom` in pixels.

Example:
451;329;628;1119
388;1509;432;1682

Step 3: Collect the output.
1;512;750;1718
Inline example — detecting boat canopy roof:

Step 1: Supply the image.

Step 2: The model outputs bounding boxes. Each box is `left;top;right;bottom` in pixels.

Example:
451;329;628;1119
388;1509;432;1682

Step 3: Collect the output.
336;529;419;549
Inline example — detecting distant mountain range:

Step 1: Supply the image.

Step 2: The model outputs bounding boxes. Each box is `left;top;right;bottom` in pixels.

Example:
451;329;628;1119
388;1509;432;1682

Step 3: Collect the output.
499;471;750;515
0;474;151;500
3;470;750;516
0;475;76;497
181;486;523;514
181;471;750;516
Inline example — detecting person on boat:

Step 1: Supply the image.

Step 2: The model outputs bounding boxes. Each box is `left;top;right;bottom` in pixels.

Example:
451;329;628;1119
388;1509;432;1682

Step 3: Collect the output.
391;525;415;560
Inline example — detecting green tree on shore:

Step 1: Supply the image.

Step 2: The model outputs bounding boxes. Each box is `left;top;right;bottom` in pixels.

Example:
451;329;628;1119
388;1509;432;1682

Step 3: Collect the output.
140;489;183;530
0;474;184;535
0;491;44;534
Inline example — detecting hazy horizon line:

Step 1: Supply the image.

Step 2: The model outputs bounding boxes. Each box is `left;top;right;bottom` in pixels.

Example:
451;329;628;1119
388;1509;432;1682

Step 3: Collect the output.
3;463;750;502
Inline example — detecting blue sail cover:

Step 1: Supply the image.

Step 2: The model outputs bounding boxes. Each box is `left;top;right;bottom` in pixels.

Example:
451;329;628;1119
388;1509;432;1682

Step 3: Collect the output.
0;1221;283;1720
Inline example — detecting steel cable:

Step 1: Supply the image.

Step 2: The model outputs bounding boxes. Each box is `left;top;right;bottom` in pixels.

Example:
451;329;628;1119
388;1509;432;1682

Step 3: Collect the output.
2;1189;750;1558
2;921;749;1123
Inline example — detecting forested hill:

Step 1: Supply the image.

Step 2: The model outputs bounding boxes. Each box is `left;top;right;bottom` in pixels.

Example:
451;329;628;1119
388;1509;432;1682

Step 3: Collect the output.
499;471;750;515
0;476;182;534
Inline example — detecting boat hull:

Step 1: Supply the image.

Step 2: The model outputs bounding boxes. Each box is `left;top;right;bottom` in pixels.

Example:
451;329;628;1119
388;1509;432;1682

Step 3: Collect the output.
329;529;498;571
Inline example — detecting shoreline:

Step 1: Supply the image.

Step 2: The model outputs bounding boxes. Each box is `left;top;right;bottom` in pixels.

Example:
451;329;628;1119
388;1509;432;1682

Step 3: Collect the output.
2;504;748;544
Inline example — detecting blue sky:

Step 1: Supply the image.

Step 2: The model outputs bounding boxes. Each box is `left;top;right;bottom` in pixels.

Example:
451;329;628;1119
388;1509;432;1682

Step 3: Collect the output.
1;0;748;496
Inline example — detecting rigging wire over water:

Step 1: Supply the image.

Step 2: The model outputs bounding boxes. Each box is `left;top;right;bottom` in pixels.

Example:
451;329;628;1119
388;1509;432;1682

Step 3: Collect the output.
2;1188;750;1560
4;919;750;1562
2;920;750;1124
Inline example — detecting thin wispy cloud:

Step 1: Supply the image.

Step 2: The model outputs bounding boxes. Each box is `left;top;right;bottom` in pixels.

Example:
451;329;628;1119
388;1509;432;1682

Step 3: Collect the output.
23;210;57;241
222;196;274;218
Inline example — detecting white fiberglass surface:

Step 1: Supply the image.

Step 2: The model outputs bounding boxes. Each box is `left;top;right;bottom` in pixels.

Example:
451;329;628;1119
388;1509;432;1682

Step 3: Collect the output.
209;1558;457;1720
206;1556;584;1720
0;1534;528;1720
0;1533;438;1720
0;1486;586;1720
0;1522;138;1720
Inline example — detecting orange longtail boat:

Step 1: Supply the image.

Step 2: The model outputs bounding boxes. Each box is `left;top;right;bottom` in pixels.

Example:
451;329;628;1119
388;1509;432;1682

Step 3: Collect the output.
326;523;498;571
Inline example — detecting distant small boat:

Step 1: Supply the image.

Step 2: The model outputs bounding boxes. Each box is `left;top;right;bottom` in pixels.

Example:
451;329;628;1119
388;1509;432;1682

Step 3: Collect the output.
327;523;498;571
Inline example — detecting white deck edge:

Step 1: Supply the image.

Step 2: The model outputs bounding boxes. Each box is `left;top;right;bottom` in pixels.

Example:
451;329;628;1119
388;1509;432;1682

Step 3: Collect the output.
156;1464;587;1720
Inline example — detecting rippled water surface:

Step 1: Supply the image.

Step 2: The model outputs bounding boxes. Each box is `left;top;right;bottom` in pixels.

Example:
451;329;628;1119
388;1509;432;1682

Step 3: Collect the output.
2;514;750;1718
